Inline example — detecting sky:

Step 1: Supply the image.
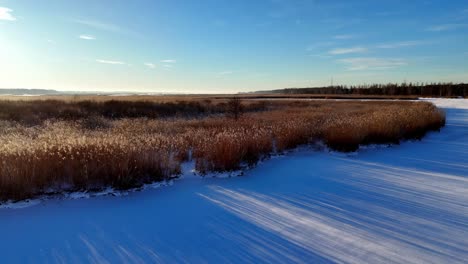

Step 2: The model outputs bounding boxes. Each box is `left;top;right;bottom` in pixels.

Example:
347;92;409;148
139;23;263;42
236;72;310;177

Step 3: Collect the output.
0;0;467;93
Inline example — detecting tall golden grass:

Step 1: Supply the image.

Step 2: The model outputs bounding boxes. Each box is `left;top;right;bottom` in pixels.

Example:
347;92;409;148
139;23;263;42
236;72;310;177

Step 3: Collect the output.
0;100;445;201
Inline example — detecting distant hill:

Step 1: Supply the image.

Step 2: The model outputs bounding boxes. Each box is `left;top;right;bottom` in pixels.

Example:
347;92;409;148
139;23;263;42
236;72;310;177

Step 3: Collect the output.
0;89;61;95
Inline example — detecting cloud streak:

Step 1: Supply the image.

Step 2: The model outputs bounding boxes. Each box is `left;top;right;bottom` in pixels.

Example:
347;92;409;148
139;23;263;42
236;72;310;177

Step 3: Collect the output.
329;47;367;55
0;7;16;21
333;34;355;40
161;59;176;63
144;63;156;69
79;35;96;40
73;19;122;33
337;57;407;71
96;59;126;65
427;23;468;31
377;41;425;49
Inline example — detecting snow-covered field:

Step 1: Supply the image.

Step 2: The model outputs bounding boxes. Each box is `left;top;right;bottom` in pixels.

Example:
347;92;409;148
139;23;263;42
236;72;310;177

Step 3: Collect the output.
0;99;466;263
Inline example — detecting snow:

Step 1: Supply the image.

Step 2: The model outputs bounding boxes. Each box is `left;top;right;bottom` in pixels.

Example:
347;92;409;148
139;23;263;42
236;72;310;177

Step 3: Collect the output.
0;98;467;263
420;97;468;109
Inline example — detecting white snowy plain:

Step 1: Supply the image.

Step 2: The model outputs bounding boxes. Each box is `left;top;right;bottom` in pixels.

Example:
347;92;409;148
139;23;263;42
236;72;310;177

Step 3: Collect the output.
0;98;467;263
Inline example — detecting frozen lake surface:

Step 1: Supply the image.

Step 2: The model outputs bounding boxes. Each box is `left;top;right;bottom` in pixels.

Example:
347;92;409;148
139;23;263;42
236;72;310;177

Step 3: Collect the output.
0;99;467;263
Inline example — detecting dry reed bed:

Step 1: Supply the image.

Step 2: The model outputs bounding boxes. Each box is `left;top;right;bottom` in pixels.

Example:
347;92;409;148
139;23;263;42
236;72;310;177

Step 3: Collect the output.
0;101;445;201
0;99;272;125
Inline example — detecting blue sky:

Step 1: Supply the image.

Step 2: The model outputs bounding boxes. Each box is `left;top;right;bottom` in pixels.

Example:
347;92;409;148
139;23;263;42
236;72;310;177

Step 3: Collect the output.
0;0;467;93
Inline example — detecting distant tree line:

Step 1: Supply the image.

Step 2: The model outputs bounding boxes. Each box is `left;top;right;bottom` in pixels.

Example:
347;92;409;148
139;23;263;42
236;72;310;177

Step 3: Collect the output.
272;83;467;97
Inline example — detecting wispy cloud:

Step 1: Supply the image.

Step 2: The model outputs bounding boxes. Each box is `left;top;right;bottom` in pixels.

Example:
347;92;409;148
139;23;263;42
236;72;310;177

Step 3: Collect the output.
79;35;96;40
427;23;468;31
333;34;355;40
329;47;367;55
73;19;122;33
309;54;333;59
377;41;425;49
0;7;16;21
96;59;126;65
161;59;176;63
337;57;407;71
144;63;156;69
